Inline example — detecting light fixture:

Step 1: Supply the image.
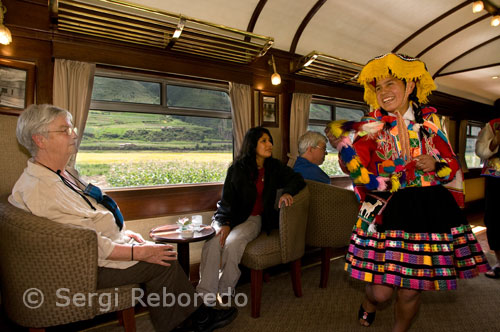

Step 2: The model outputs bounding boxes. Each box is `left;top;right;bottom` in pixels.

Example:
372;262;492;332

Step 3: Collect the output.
492;76;499;79
303;54;318;67
270;55;281;85
491;15;500;27
472;1;484;13
0;0;12;45
172;17;185;39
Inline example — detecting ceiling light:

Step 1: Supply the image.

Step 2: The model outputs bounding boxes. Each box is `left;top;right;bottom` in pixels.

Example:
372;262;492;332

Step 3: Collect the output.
172;18;185;39
0;0;12;45
303;54;318;67
491;15;500;27
270;55;281;85
492;76;499;79
472;1;484;13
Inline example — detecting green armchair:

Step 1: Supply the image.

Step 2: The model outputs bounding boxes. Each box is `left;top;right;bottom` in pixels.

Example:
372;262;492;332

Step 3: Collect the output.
0;196;138;332
240;186;309;318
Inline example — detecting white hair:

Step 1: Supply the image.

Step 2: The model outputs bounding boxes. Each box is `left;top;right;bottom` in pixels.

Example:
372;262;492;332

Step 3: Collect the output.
298;131;327;155
16;104;72;157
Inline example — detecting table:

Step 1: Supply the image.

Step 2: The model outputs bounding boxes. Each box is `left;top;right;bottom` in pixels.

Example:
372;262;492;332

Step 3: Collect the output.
149;224;215;277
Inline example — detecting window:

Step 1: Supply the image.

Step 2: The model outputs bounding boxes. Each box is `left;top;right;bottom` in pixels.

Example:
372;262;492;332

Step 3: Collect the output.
75;71;233;189
307;99;366;176
465;122;483;169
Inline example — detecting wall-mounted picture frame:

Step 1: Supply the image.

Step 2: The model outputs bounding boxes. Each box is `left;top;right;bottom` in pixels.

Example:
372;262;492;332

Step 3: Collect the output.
0;58;35;116
259;91;279;127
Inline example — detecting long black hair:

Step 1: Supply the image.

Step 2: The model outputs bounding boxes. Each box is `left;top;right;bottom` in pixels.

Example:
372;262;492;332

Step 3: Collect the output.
234;126;273;180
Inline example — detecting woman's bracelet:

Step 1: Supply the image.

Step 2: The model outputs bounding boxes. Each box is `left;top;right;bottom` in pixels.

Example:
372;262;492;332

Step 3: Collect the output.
131;243;136;261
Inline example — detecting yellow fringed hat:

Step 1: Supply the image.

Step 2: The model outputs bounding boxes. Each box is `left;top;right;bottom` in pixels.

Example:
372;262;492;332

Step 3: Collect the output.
358;53;436;109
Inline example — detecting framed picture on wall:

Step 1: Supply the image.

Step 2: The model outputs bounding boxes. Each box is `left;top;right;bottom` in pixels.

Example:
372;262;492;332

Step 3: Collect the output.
0;58;35;115
259;91;279;127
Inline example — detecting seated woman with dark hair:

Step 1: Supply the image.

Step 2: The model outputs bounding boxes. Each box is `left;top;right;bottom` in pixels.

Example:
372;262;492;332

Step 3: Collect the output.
9;104;236;332
196;126;306;305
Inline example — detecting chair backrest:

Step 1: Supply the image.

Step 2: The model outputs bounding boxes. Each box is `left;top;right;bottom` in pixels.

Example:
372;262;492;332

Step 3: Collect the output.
0;196;99;328
279;186;310;263
0;115;30;197
304;180;359;248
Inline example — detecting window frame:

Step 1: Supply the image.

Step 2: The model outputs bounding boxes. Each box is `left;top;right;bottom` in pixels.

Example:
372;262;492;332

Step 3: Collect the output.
90;69;232;119
309;97;367;127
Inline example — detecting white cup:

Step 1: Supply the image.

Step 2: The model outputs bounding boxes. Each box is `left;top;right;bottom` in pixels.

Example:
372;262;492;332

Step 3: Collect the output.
192;215;202;226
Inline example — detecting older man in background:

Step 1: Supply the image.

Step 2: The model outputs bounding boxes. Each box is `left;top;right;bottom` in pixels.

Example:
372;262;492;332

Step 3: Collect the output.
293;131;330;184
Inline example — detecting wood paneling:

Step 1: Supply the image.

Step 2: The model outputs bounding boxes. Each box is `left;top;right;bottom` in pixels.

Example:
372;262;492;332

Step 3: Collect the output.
106;184;223;221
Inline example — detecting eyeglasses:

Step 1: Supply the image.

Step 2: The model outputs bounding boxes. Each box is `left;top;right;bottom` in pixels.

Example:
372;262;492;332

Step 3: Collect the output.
314;145;327;153
48;127;78;136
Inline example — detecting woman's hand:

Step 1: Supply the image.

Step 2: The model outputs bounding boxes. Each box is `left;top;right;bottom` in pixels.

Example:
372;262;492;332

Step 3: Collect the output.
414;155;437;172
217;225;231;247
279;193;294;208
124;230;145;243
134;244;177;266
324;127;343;149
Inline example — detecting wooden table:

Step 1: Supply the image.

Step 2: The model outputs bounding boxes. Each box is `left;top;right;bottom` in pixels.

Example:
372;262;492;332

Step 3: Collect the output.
149;224;215;277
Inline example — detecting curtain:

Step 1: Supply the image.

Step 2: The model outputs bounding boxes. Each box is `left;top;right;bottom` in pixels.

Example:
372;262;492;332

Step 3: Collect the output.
287;93;312;167
53;59;96;167
229;82;252;156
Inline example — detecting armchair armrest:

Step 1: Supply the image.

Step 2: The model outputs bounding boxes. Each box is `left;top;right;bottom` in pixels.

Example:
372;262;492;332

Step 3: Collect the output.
0;197;99;327
278;186;310;263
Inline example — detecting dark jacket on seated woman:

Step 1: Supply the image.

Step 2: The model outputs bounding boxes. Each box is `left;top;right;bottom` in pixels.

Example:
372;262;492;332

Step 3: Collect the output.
213;157;305;233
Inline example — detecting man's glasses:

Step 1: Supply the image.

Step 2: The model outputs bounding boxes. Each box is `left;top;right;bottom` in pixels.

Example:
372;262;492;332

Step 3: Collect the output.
314;145;327;153
48;127;78;136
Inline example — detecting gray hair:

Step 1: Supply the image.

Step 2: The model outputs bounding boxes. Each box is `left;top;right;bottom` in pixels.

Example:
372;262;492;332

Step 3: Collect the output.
298;131;327;155
16;104;72;157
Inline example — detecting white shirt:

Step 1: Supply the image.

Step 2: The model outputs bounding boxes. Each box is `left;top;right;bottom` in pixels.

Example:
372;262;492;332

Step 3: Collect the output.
9;160;139;269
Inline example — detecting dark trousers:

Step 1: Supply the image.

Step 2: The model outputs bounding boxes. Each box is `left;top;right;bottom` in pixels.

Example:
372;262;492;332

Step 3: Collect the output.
484;176;500;251
98;261;197;332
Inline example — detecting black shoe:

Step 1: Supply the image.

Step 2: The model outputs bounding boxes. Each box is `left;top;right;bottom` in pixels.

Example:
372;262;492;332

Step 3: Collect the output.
193;305;238;332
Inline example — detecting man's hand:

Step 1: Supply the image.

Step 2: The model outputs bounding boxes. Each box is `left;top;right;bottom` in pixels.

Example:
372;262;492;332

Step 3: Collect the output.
217;225;231;247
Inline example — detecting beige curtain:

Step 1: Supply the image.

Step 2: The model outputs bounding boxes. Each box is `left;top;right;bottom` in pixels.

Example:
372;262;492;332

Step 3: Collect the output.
287;93;312;167
229;82;252;156
53;59;96;167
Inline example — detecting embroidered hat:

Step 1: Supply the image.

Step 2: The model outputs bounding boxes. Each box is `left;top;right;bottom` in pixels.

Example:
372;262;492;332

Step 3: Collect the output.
357;53;436;109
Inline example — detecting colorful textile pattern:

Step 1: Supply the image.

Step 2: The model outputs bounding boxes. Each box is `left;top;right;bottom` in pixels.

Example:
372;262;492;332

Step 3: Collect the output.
356;108;458;187
345;225;490;290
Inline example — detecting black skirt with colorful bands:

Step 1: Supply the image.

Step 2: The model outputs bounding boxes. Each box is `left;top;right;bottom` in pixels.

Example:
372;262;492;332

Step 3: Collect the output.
345;185;490;290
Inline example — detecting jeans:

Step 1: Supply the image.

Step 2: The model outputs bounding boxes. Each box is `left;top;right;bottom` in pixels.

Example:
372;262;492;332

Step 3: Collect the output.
196;215;262;304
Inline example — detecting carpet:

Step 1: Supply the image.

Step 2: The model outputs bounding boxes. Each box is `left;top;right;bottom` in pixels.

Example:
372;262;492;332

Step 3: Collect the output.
87;252;500;332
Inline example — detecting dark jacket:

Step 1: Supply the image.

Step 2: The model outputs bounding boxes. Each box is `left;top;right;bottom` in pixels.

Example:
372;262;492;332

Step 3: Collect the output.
213;157;306;233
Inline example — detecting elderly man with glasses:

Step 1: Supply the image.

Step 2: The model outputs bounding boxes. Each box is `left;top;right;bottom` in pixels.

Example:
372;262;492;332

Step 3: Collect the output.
293;131;330;184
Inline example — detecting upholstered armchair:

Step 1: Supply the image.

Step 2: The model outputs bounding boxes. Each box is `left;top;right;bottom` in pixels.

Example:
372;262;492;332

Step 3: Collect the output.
0;196;138;332
240;186;309;318
304;180;359;288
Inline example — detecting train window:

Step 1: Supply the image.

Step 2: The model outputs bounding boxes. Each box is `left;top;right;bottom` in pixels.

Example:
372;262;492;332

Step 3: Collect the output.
308;100;365;176
75;71;233;189
465;122;483;169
